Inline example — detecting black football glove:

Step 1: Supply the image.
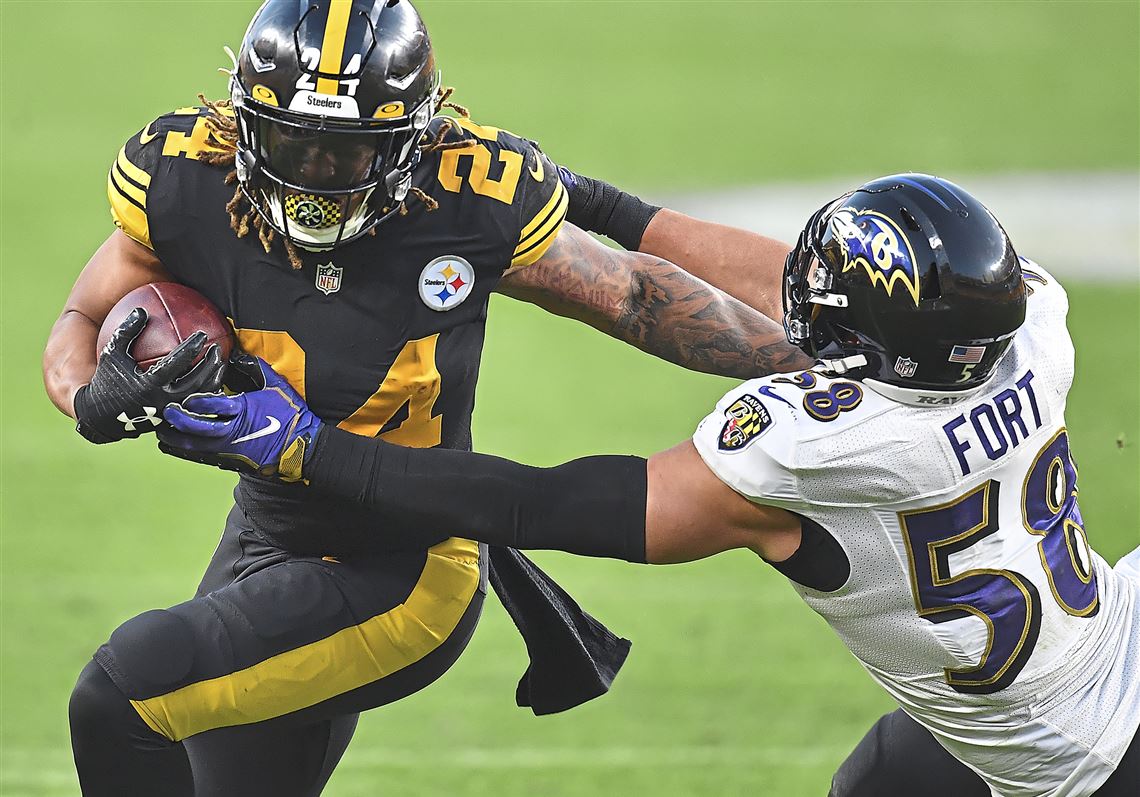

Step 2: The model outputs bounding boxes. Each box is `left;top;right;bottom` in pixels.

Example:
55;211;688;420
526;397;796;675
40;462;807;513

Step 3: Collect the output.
73;307;226;444
222;351;268;394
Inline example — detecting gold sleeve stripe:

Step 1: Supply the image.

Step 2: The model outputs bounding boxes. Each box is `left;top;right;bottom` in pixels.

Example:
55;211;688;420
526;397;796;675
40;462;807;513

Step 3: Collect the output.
111;161;147;209
129;538;480;741
107;171;151;249
518;179;565;242
116;146;151;189
511;183;568;268
510;216;563;268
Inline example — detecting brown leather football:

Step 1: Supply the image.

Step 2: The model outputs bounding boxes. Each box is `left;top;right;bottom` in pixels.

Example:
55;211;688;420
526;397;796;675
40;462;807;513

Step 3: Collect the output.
97;282;234;370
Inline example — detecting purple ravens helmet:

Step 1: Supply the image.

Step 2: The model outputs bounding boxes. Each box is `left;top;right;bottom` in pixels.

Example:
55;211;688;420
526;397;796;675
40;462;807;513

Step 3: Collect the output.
783;174;1026;392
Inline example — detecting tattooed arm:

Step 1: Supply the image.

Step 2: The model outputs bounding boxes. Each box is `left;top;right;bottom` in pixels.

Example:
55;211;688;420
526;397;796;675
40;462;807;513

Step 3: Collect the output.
496;223;811;379
636;210;791;322
558;168;791;320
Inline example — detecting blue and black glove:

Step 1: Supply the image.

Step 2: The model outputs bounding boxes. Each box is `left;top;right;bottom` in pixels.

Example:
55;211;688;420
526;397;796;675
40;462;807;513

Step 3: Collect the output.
157;356;322;482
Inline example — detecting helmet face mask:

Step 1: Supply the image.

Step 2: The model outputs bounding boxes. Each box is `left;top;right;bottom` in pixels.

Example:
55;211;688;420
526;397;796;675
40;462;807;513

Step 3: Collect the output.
783;174;1027;393
783;195;849;351
229;0;440;250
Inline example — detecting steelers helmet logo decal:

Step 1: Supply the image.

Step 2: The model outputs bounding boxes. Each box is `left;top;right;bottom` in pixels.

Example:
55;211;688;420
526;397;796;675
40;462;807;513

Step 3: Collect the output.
718;394;773;452
419;256;475;312
285;193;342;230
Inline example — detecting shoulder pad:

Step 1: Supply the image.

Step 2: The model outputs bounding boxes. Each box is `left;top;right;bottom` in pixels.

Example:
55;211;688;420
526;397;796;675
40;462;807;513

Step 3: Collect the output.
107;106;236;248
427;116;567;269
693;371;913;507
692;378;802;507
766;370;877;428
1018;257;1069;326
759;370;953;506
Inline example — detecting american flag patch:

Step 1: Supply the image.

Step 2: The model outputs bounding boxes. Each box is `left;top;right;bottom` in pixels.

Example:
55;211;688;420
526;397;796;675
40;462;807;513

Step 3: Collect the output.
948;345;985;364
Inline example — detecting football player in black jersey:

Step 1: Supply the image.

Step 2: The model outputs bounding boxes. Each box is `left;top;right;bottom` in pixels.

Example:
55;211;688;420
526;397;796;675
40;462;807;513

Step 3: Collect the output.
42;1;805;795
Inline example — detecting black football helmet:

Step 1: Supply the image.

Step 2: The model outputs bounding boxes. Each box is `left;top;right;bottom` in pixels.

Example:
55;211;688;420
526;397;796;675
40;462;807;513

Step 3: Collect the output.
229;0;440;249
783;174;1026;393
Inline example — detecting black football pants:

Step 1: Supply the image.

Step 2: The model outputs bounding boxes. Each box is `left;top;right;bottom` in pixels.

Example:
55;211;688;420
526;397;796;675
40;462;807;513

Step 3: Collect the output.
69;659;356;797
68;504;484;797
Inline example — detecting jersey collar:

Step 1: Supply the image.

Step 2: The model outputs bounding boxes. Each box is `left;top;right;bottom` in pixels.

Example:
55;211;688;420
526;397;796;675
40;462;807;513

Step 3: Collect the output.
862;378;985;407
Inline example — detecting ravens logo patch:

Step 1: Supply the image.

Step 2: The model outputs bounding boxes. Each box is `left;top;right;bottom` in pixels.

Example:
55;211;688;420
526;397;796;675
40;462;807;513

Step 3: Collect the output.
718;394;772;452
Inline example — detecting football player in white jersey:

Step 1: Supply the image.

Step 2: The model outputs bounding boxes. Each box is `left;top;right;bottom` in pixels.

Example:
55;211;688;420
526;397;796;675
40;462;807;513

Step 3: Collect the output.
159;174;1140;796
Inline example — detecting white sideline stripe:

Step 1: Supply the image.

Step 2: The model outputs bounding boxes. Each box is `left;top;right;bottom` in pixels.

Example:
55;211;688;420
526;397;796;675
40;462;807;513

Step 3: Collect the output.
660;172;1140;281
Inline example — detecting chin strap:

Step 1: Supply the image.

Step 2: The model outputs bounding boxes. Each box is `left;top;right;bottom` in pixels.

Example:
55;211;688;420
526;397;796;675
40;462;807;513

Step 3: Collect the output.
815;354;868;375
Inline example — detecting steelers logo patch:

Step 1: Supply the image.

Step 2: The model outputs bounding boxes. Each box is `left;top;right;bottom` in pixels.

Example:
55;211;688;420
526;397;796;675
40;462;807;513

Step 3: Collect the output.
285;193;342;229
718;394;773;452
419;256;475;311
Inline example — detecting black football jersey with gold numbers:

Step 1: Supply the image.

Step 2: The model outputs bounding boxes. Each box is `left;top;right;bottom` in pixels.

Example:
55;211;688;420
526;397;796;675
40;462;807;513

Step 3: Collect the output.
108;107;567;553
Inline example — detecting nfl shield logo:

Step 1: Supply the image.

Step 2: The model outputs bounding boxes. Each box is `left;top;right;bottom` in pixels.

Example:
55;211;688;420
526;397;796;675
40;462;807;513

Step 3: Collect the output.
315;263;342;296
894;356;918;378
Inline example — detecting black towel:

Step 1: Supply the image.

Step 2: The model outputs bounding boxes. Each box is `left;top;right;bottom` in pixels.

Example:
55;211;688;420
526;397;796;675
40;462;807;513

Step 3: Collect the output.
488;545;631;715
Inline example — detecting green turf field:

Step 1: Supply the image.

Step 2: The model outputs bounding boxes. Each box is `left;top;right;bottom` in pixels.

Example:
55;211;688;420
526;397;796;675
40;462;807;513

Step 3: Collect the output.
1;1;1138;795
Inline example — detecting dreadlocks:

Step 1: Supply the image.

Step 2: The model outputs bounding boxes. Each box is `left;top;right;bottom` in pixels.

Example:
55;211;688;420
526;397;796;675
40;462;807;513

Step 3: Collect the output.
417;87;476;152
198;87;470;269
197;95;304;269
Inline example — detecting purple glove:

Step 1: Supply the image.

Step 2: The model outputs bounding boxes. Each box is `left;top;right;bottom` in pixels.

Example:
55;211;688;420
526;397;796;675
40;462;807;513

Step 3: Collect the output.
157;357;322;482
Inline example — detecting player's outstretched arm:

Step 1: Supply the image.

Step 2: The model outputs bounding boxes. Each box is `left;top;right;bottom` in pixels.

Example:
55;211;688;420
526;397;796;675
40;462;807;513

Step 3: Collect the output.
160;365;800;564
638;209;792;322
304;429;799;564
561;168;791;320
496;222;811;379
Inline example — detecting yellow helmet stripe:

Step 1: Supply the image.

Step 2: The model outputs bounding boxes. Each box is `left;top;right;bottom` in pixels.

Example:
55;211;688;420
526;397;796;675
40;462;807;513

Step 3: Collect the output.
316;0;354;95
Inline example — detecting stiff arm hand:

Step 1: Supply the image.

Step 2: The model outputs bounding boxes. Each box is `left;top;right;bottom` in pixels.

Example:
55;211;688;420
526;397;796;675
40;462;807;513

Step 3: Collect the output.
158;357;322;481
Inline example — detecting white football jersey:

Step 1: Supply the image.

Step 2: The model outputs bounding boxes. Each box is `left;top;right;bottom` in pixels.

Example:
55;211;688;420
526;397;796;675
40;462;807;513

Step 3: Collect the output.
692;263;1140;797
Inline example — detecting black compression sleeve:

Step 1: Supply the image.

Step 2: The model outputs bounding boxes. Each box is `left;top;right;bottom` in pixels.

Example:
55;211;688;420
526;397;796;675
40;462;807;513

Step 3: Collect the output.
559;168;662;251
305;426;648;563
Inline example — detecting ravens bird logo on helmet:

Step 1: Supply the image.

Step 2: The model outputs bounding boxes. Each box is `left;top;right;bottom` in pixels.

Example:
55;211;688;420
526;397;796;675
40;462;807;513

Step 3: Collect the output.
830;208;920;306
782;173;1026;393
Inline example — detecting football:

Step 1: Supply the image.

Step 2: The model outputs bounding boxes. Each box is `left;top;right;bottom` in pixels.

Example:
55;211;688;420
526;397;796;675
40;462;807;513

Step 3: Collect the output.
97;282;234;370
